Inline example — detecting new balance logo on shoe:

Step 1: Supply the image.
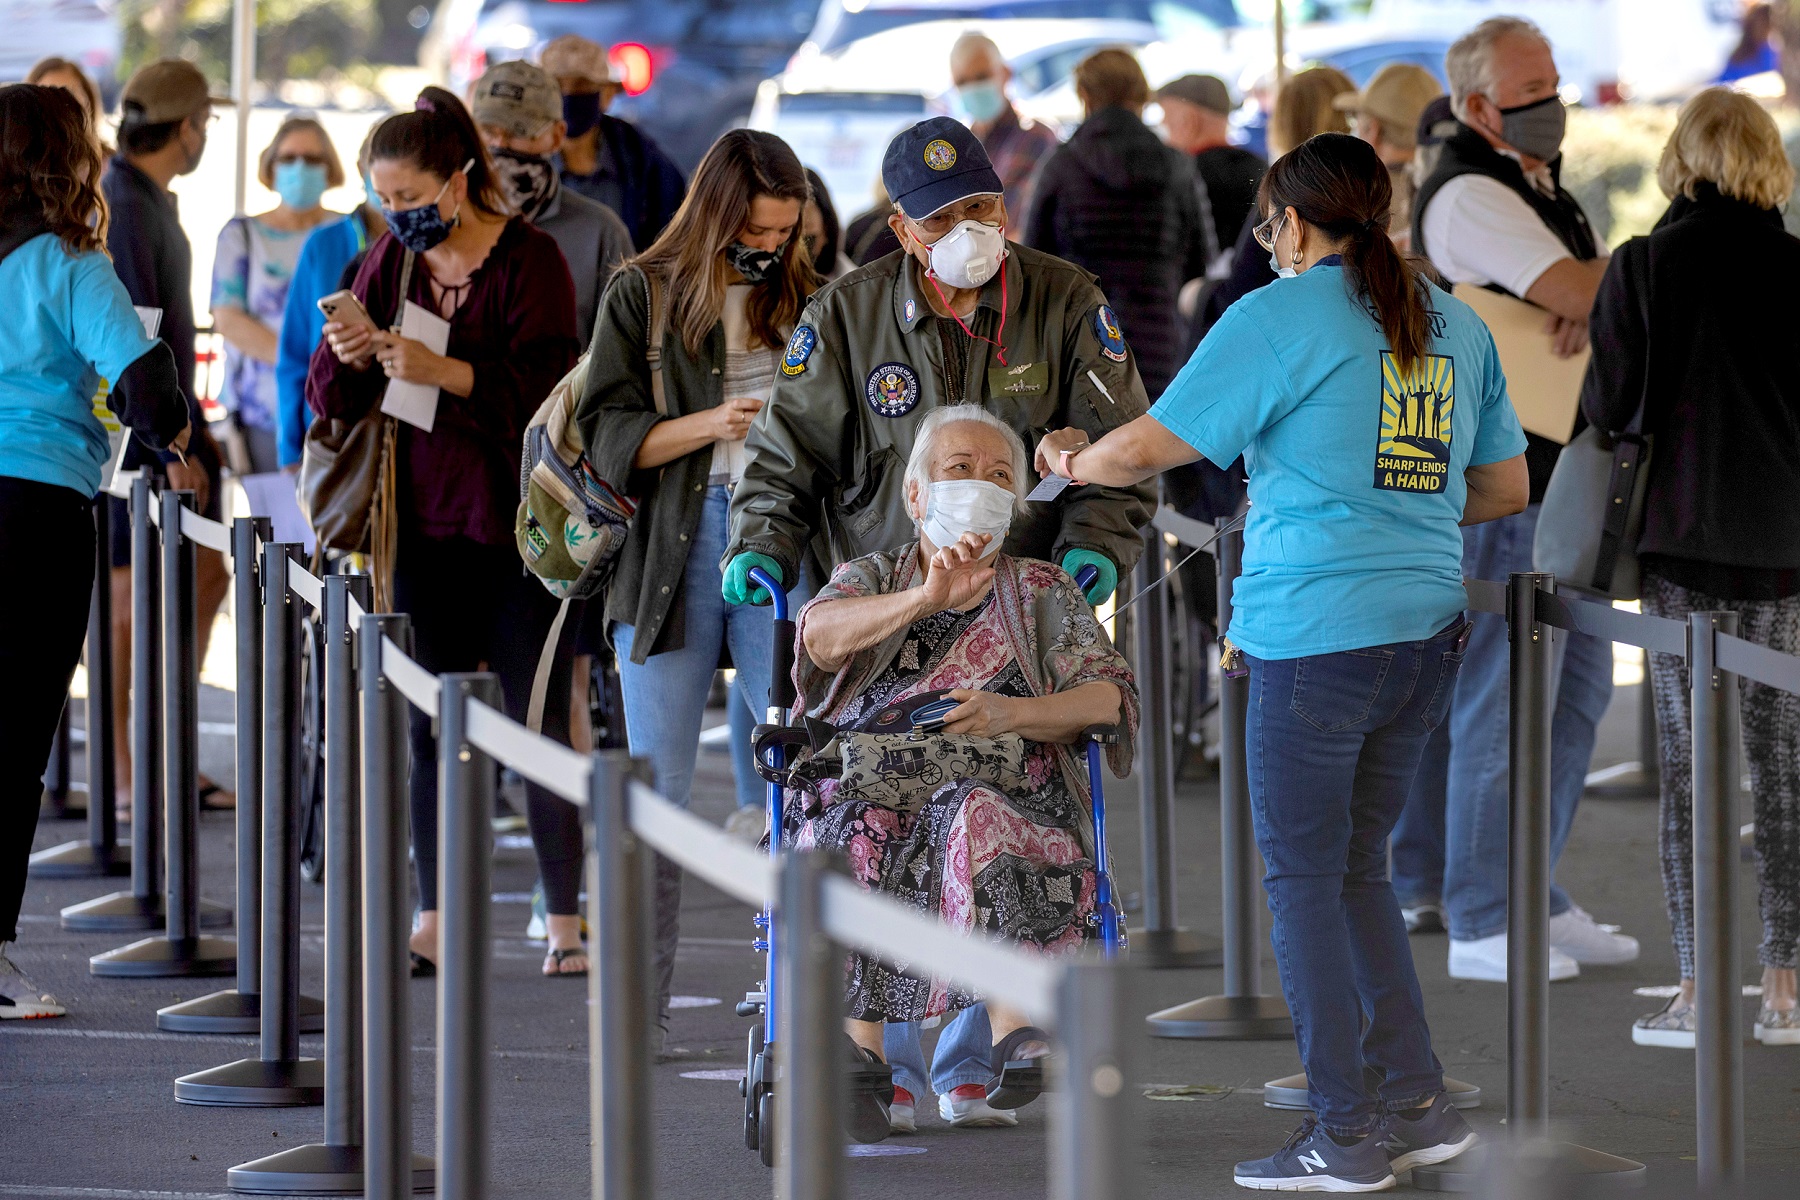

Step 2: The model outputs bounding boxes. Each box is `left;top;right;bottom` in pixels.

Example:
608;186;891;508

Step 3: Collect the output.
1382;1134;1406;1154
1298;1150;1329;1173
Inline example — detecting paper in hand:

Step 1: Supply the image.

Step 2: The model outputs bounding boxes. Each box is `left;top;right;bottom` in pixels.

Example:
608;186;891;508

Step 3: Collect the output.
1028;474;1073;502
380;300;452;432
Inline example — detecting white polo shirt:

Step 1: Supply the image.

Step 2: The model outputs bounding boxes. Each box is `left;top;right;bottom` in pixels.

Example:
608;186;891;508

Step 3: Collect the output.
1420;174;1606;297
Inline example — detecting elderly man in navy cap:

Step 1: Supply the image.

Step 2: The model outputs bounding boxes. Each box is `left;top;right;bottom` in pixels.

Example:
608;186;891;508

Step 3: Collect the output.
723;116;1154;1133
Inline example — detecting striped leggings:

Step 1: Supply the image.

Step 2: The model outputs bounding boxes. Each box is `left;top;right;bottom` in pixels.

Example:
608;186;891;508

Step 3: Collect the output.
1642;573;1800;978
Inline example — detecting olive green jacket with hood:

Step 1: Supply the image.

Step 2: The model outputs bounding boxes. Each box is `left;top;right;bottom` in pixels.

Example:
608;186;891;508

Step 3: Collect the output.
725;242;1155;582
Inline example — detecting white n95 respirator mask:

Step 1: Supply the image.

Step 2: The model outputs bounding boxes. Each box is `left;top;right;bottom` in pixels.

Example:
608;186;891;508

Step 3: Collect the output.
926;220;1008;289
921;479;1014;556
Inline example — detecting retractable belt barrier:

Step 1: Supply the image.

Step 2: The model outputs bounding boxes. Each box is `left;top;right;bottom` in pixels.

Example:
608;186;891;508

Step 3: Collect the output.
72;477;1800;1197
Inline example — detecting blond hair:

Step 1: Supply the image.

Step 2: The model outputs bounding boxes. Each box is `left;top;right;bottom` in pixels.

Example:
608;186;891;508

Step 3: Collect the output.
1269;66;1354;158
1658;86;1794;211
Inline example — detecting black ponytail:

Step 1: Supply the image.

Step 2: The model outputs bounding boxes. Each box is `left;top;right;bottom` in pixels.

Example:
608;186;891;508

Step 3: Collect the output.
370;85;507;217
1259;132;1431;374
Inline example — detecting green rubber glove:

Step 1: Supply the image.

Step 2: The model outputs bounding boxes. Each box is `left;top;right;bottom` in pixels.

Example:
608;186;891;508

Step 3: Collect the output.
1061;549;1118;606
723;552;785;606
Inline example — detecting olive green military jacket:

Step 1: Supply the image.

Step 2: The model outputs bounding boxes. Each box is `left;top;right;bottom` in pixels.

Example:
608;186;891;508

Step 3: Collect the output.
725;243;1154;582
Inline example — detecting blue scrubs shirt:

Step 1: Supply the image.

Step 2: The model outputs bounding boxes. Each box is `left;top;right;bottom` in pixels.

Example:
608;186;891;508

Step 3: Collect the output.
1150;260;1528;660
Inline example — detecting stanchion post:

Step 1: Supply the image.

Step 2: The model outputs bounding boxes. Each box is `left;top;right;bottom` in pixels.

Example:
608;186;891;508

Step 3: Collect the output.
175;541;321;1104
90;487;236;975
1690;610;1744;1188
1414;574;1643;1191
160;517;318;1032
589;751;653;1200
229;574;375;1191
1147;524;1290;1038
1126;520;1219;968
360;614;432;1199
36;497;129;875
776;851;843;1200
439;672;500;1200
1052;962;1137;1200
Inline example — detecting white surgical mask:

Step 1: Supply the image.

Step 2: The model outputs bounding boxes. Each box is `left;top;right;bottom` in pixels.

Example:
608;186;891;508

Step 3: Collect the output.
1268;247;1298;279
926;219;1008;289
920;479;1014;557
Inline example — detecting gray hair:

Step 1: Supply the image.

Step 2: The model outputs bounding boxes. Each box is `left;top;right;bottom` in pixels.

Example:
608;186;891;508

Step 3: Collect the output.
904;405;1029;516
950;31;1004;75
1444;16;1548;124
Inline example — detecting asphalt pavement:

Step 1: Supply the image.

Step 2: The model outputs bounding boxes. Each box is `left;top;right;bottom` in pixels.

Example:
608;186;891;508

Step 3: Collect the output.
4;677;1798;1199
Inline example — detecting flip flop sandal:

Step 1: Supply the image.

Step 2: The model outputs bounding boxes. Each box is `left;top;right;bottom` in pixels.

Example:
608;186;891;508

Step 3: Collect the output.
409;952;436;978
543;947;588;978
986;1025;1052;1111
844;1036;895;1145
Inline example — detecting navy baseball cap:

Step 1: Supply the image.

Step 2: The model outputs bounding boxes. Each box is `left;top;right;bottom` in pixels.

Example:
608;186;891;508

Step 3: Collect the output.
882;117;1004;220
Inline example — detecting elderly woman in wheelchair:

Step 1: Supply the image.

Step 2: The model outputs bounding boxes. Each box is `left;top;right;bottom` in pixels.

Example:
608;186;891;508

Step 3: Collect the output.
784;406;1138;1130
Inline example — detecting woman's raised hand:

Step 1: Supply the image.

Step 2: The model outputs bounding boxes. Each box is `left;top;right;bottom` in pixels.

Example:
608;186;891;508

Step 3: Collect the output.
1034;427;1090;479
920;533;995;612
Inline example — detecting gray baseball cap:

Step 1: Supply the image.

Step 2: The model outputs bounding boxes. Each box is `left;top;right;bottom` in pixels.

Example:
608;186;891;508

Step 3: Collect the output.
471;59;562;137
1156;73;1233;116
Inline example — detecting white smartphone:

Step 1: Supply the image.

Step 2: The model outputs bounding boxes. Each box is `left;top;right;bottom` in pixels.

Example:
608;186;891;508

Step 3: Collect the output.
317;289;376;332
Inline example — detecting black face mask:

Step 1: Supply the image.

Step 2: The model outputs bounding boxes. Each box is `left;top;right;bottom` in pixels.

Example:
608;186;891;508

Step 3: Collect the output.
724;240;783;284
492;148;558;221
563;92;601;138
1495;94;1566;163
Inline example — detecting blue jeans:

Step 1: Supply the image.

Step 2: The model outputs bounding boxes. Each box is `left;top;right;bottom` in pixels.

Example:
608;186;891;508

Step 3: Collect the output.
614;488;774;1024
1395;507;1615;939
884;1006;993;1100
1246;620;1466;1136
728;685;762;810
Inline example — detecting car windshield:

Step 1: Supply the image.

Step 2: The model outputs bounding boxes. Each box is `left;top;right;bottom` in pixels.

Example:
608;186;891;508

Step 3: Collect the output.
817;0;1238;52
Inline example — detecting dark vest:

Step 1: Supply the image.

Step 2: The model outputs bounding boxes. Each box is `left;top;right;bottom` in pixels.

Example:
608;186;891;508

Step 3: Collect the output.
1412;123;1599;500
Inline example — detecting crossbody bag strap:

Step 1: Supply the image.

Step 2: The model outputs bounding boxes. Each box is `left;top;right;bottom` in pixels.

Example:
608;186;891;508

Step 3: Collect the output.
1592;242;1652;592
646;270;669;416
391;248;417;332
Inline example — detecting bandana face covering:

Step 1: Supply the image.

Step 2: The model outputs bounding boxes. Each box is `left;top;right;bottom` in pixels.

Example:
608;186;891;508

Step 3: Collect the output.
724;240;783;284
493;148;558;221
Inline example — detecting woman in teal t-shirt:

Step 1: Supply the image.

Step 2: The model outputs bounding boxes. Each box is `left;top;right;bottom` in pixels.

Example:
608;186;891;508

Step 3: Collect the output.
1039;133;1528;1192
0;84;190;1021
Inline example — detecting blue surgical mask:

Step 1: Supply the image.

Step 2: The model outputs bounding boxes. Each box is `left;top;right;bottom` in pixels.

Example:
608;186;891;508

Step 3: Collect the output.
381;160;471;254
274;159;328;211
958;80;1007;124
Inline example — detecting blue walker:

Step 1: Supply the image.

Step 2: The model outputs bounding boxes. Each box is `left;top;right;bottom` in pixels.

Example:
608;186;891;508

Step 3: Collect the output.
737;564;1126;1165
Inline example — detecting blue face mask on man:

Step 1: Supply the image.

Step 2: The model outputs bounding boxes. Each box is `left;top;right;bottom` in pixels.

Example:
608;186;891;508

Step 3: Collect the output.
381;159;473;254
957;80;1007;124
274;159;328;211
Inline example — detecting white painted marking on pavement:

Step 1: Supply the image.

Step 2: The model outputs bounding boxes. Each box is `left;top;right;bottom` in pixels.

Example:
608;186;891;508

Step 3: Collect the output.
846;1145;928;1157
0;1188;238;1199
1633;984;1762;997
669;995;722;1008
680;1069;746;1081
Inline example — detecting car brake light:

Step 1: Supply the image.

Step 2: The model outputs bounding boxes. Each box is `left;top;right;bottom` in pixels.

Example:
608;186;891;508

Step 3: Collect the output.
610;42;654;96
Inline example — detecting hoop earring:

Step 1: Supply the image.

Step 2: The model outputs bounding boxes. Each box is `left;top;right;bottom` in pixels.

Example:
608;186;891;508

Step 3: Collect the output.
1291;248;1303;266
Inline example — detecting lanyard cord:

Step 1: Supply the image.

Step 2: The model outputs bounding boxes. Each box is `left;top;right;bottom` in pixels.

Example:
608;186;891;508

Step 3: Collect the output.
1103;512;1248;629
925;261;1009;367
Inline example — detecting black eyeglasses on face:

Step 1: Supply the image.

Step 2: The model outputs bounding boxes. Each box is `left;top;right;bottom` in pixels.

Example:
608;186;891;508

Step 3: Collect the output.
275;152;328;166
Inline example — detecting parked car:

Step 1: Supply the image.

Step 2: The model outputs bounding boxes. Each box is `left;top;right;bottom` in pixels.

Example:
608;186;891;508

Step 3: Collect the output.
2;0;120;104
424;0;820;169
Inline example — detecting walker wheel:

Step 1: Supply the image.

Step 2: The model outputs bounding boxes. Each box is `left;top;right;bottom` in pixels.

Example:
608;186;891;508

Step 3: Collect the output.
758;1090;776;1169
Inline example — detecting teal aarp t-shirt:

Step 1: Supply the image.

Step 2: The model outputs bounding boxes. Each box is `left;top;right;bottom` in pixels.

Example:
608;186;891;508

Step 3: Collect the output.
1150;263;1527;660
0;233;158;497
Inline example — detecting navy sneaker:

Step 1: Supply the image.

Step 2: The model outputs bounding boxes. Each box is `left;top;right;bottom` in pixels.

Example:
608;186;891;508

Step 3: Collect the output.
1234;1120;1396;1192
1379;1093;1479;1173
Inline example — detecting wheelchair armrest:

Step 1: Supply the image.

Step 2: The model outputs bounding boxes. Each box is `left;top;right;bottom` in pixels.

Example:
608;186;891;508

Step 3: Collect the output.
1082;722;1122;746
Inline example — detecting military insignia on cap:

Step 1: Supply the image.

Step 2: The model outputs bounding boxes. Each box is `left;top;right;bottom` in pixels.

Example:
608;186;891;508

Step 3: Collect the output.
781;325;816;377
1094;305;1127;363
865;362;920;418
923;139;958;171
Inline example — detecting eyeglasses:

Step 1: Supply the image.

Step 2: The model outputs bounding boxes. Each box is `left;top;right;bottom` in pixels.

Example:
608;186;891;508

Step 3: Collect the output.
275;152;329;166
1252;209;1287;253
910;193;1003;238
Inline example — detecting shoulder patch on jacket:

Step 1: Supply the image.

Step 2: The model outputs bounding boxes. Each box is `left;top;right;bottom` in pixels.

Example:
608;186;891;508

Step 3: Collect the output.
1094;305;1127;362
781;325;816;377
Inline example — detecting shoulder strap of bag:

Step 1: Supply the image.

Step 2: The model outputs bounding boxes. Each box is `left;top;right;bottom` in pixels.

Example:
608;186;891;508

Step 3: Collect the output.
646;270;669;416
1592;241;1653;592
389;248;416;332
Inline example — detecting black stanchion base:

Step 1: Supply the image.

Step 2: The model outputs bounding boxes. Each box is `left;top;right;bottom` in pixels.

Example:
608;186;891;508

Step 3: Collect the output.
1263;1072;1482;1110
156;989;325;1033
27;839;131;879
1124;926;1224;969
1147;993;1293;1039
61;890;231;932
226;1143;435;1195
174;1056;323;1107
1411;1141;1646;1192
90;935;236;978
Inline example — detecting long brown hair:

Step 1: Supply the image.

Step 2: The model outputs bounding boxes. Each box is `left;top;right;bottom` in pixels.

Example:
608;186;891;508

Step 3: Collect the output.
370;86;507;217
1268;65;1354;158
1260;132;1430;374
0;84;107;255
631;129;817;355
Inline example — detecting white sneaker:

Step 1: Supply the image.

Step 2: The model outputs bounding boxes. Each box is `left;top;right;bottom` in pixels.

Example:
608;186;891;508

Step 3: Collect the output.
0;946;65;1019
1403;903;1445;934
1548;906;1639;965
723;806;765;844
1447;933;1579;983
938;1086;1018;1128
889;1088;917;1134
